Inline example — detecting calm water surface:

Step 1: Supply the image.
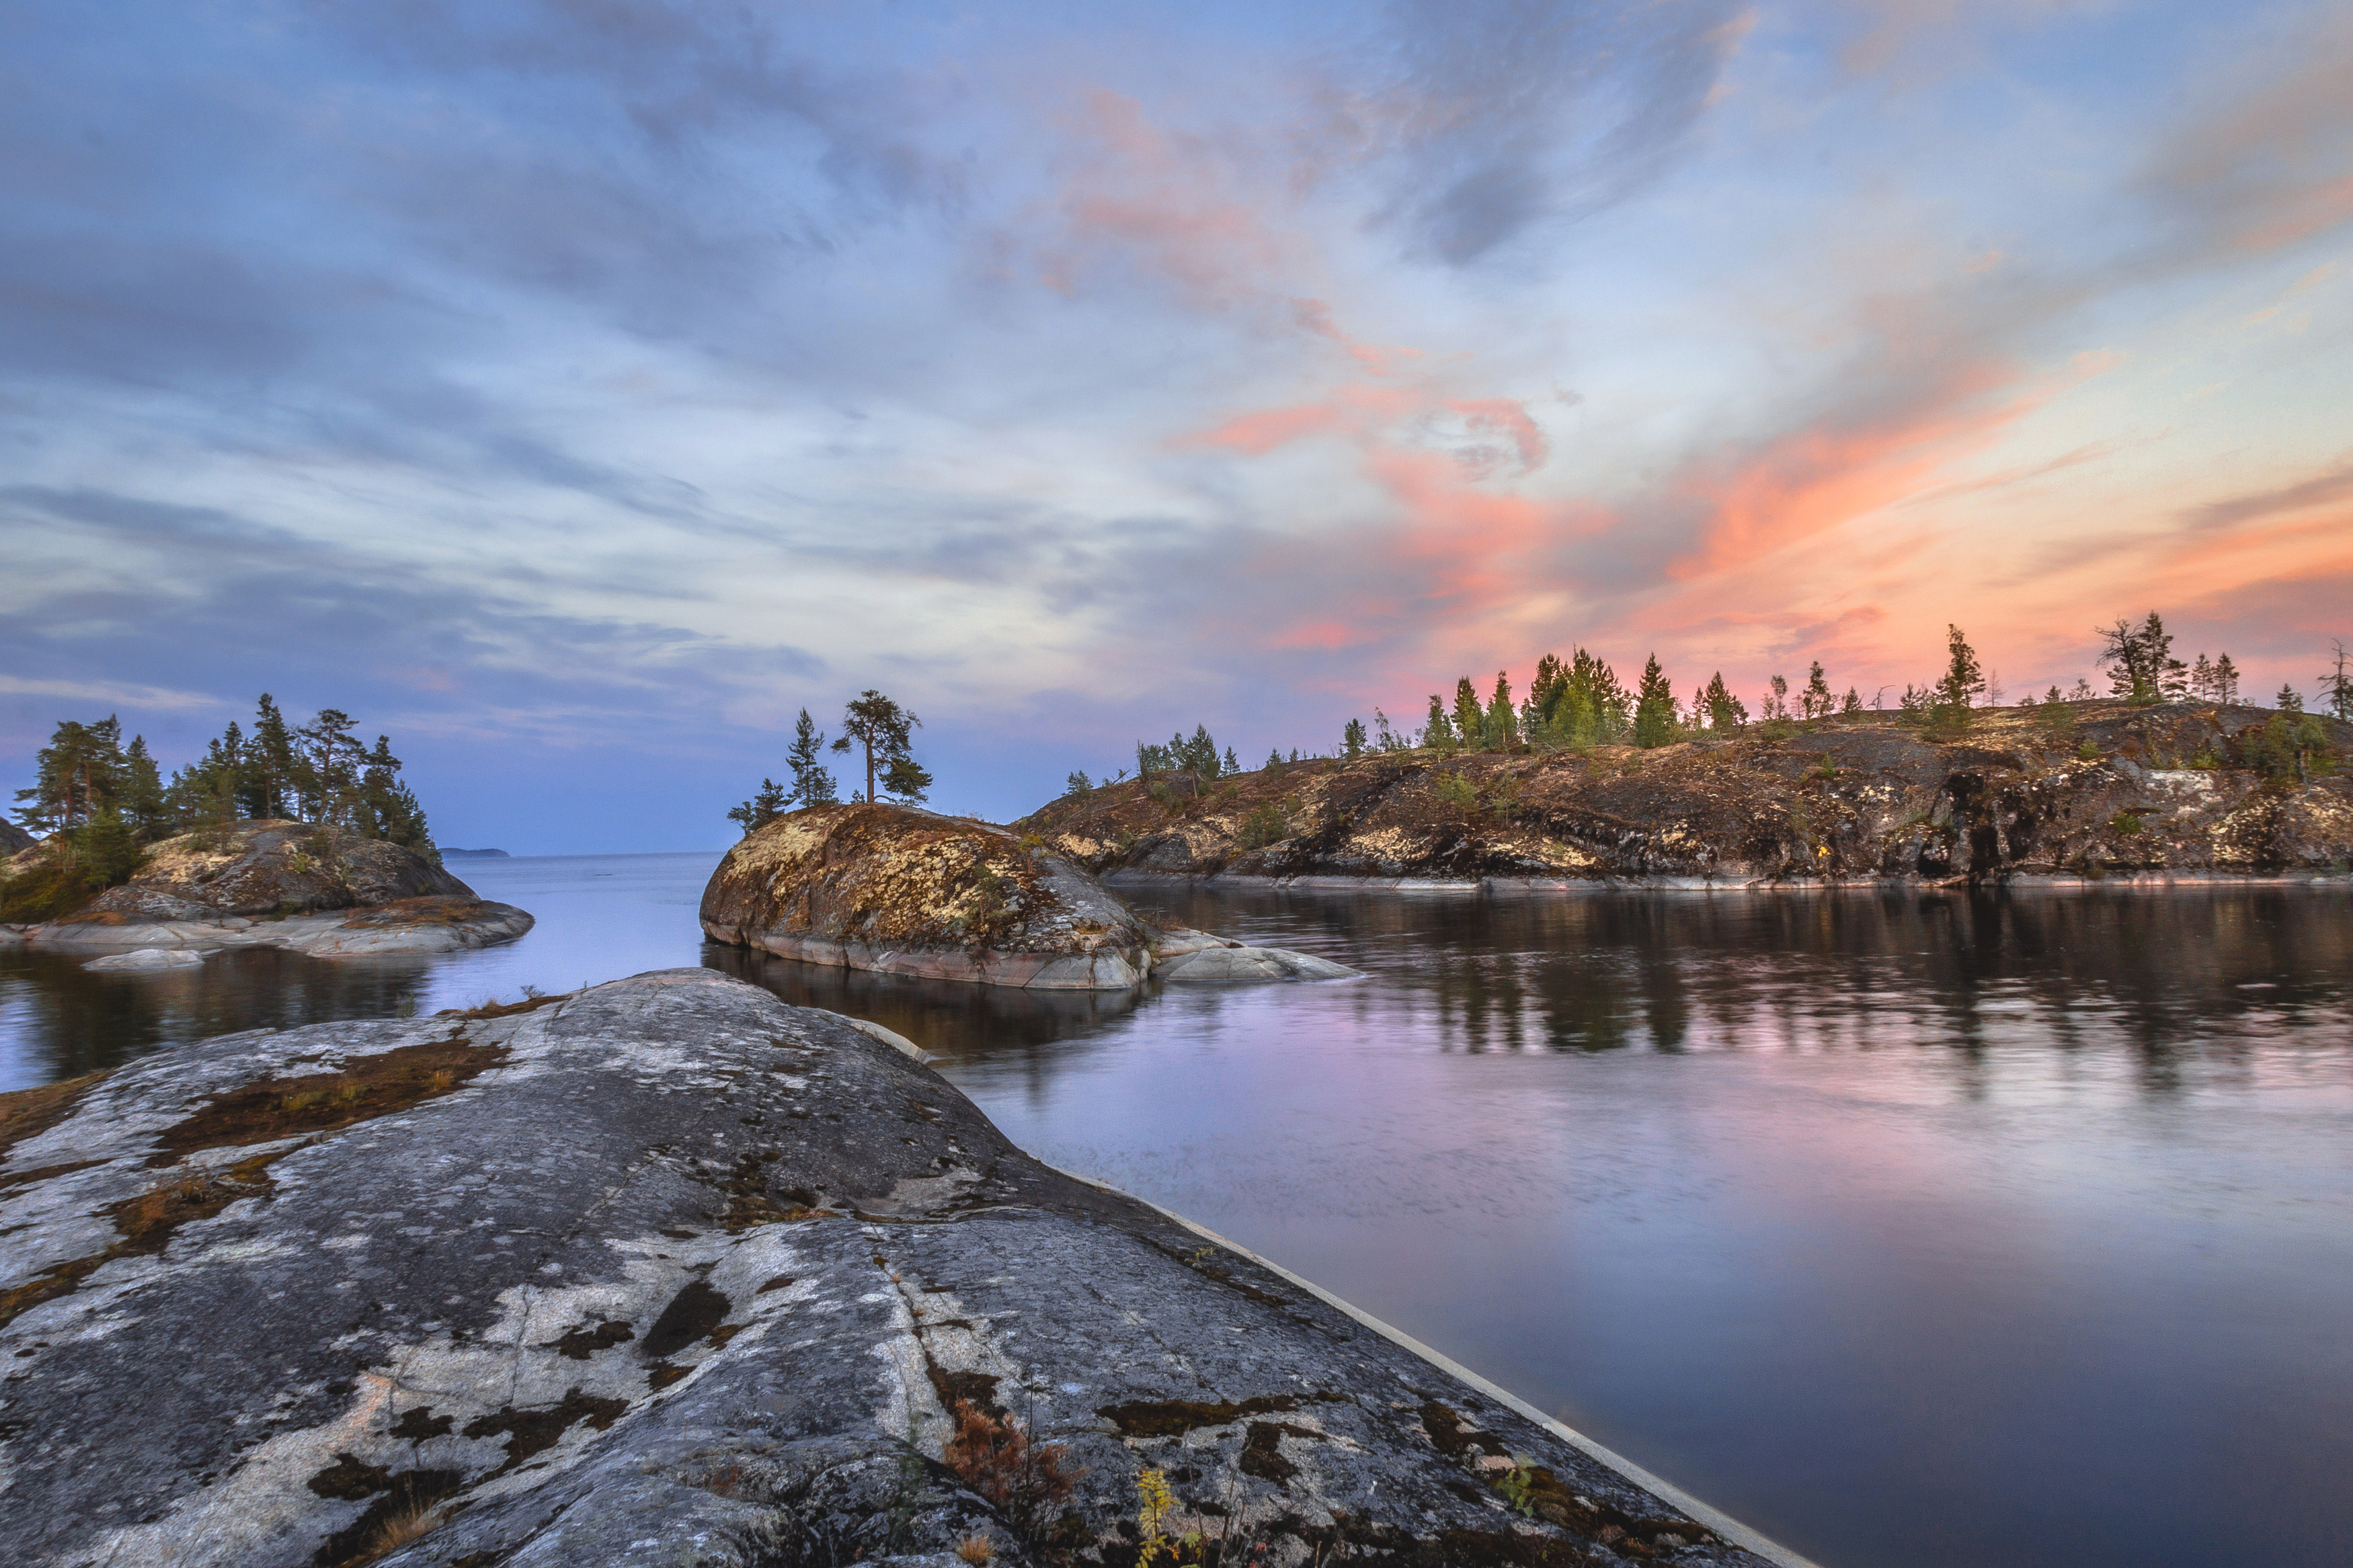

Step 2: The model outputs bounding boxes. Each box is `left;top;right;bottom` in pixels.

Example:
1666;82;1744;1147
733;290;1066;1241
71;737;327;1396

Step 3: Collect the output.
5;853;2350;1568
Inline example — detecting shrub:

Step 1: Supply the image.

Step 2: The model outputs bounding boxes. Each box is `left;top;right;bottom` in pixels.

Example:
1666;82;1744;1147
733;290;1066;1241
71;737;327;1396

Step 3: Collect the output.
1430;773;1479;813
1236;800;1290;850
2110;811;2145;836
941;1401;1082;1546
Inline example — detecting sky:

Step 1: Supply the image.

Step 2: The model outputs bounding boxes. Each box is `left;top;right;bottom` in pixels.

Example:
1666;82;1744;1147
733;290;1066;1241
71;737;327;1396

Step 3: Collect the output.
4;0;2349;852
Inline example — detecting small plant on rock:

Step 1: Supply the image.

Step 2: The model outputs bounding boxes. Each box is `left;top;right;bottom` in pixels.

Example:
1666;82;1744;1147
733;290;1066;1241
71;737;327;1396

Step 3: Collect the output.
941;1400;1082;1547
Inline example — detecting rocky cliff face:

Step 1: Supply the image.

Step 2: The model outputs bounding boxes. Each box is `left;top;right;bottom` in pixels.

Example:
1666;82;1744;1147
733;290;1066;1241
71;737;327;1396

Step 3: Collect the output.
5;819;532;956
0;971;1776;1568
703;804;1162;988
0;818;34;855
1021;702;2353;887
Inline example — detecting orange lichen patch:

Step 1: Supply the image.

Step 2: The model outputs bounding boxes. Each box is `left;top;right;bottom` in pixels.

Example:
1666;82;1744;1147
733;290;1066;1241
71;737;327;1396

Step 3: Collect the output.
145;1036;508;1166
0;1069;114;1161
0;1151;281;1329
340;897;499;929
438;991;569;1020
707;804;1081;952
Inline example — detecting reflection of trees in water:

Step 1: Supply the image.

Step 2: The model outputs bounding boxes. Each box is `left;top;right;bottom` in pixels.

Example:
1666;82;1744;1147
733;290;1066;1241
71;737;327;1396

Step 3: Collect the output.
1117;884;2352;1079
1;949;434;1086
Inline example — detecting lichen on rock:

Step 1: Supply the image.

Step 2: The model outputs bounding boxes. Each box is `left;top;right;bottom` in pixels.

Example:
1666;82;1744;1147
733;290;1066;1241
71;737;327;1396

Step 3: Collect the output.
5;819;532;957
702;803;1158;989
0;970;1780;1567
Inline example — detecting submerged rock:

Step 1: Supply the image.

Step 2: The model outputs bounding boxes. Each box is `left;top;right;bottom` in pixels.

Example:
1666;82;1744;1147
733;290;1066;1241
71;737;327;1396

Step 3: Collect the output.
80;946;208;971
0;971;1780;1568
5;819;532;956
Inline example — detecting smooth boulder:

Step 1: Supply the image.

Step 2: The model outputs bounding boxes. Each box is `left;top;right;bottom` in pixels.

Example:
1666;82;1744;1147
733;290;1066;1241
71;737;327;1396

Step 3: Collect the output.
702;803;1156;989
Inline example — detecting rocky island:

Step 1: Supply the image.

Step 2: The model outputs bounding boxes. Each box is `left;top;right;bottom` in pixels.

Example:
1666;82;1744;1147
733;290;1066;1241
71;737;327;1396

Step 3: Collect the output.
2;819;532;964
703;802;1353;989
0;969;1788;1567
1021;701;2353;888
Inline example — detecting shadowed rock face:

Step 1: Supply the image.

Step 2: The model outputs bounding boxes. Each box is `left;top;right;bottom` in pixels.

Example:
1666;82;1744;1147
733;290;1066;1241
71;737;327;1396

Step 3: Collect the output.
0;819;33;855
3;820;532;956
0;972;1768;1568
703;804;1159;989
1022;702;2353;887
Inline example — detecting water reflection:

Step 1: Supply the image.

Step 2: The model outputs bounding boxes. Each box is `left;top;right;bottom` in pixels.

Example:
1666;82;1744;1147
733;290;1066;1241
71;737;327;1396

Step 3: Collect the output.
4;864;2349;1568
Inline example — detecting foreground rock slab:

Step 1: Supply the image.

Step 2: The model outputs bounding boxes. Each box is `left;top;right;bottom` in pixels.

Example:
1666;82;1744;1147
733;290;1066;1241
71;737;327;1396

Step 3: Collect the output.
4;819;532;957
0;971;1773;1568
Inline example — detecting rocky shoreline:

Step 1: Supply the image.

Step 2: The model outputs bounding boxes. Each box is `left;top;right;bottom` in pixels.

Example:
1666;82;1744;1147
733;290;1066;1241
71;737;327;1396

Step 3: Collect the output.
3;819;532;964
703;803;1354;990
0;970;1790;1567
1023;702;2353;889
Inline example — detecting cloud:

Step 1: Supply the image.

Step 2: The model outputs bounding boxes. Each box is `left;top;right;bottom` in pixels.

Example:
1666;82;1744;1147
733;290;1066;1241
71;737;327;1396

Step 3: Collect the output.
2140;8;2353;257
1364;0;1750;264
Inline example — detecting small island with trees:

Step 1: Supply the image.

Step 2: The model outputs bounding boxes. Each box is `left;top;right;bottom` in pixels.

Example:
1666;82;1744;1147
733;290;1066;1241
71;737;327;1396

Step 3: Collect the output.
1;696;532;964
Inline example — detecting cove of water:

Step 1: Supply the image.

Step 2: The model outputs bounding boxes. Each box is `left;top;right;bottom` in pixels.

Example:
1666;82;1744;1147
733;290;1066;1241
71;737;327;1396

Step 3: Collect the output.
4;852;2349;1568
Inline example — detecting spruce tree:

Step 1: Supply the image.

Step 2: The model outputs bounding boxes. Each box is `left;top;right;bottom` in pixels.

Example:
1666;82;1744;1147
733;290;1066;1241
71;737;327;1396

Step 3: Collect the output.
1485;672;1517;751
13;717;127;834
2214;654;2240;704
1451;677;1484;750
298;710;364;824
1632;655;1675;748
1265;747;1285;772
729;779;790;836
1700;672;1746;731
1841;688;1863;716
1223;745;1241;774
1422;694;1456;753
2276;684;2304;714
784;708;839;806
1342;718;1367;758
1763;675;1790;724
249;694;301;820
120;735;168;839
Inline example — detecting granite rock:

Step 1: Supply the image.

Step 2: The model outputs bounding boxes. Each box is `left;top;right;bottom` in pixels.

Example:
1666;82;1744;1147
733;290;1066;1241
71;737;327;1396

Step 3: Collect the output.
0;970;1776;1568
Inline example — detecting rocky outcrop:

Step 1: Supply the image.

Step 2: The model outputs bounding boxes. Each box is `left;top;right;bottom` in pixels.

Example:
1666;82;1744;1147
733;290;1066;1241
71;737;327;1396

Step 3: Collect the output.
0;971;1783;1567
1021;702;2353;888
703;803;1355;989
0;818;34;855
3;819;532;957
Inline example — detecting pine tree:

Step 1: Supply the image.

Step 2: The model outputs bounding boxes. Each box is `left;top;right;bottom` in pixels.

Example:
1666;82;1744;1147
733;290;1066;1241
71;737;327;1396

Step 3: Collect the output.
2190;653;2215;702
881;756;934;804
1265;747;1286;772
1451;677;1484;750
1841;688;1863;716
2214;654;2241;704
1064;771;1094;797
784;708;839;807
1342;718;1367;758
1632;655;1676;748
2276;684;2304;714
1763;675;1790;724
728;778;789;836
1935;625;1987;712
1223;745;1240;774
298;710;364;825
831;692;922;803
2097;612;2184;704
1802;661;1833;721
13;717;128;834
356;736;434;855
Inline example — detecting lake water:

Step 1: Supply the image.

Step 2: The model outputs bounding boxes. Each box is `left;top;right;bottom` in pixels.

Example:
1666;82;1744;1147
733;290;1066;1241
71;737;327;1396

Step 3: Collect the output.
5;853;2350;1568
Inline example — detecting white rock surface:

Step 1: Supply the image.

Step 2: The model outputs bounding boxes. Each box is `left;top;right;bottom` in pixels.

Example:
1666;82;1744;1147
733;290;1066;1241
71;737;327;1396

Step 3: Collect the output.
81;947;209;972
